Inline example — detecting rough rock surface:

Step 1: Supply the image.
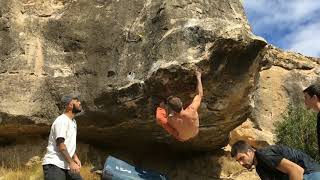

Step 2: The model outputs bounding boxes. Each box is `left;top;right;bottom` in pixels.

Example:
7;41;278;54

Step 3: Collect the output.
0;0;266;151
2;0;319;179
252;45;320;133
229;45;320;155
229;119;272;148
227;45;320;180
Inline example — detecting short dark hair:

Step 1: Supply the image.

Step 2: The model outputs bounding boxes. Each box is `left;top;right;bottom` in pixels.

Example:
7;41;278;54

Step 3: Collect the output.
61;93;80;109
231;140;254;158
303;84;320;99
167;96;183;113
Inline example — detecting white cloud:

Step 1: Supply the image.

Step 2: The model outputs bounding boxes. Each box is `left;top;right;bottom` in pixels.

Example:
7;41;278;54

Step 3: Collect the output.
244;0;320;29
285;22;320;57
243;0;320;57
244;0;320;21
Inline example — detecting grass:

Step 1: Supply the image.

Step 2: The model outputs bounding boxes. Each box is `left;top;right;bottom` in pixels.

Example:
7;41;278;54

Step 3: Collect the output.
0;163;100;180
0;141;100;180
0;164;43;180
80;164;101;180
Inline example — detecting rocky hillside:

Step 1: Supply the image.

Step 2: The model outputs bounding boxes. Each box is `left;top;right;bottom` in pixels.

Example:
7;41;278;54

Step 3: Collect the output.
253;45;320;133
228;44;320;180
232;45;320;147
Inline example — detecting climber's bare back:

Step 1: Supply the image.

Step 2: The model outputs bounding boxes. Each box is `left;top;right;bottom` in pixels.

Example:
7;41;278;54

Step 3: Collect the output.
168;95;201;141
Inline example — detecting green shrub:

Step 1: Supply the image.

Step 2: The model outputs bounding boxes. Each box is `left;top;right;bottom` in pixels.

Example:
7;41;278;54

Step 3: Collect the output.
275;104;319;161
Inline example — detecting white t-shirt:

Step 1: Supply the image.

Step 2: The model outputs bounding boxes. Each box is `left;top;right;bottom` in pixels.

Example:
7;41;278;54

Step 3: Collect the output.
42;114;77;169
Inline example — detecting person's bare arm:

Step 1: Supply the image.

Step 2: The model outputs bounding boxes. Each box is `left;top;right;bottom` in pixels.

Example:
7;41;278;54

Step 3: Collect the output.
56;138;80;173
276;158;304;180
188;70;203;111
195;70;203;97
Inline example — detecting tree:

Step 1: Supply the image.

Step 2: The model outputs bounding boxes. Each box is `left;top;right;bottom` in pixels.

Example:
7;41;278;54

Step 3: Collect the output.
275;104;319;161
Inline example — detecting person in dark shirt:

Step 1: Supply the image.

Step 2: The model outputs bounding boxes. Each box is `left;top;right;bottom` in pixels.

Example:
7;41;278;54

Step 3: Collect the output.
303;84;320;155
231;140;320;180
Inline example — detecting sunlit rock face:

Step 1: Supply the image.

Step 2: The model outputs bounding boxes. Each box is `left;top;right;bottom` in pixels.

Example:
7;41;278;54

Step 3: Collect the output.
7;0;320;179
229;45;320;157
252;45;320;133
0;0;266;151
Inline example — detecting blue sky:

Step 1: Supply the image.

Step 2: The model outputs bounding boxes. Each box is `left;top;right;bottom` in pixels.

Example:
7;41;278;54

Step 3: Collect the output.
243;0;320;57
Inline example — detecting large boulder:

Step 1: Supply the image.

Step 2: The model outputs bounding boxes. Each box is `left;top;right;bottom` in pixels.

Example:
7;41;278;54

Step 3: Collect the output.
0;0;266;151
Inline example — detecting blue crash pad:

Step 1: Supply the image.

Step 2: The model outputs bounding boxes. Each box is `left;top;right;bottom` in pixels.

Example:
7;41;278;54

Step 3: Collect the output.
102;156;168;180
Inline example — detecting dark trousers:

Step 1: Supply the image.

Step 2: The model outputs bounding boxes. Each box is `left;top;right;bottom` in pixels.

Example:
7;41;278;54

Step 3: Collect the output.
43;164;83;180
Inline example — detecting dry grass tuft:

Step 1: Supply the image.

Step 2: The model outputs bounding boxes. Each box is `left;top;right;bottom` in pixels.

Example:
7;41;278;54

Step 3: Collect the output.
0;163;100;180
0;141;100;180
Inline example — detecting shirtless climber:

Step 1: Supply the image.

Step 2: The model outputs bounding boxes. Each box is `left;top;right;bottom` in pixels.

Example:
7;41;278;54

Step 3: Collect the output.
155;69;203;141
